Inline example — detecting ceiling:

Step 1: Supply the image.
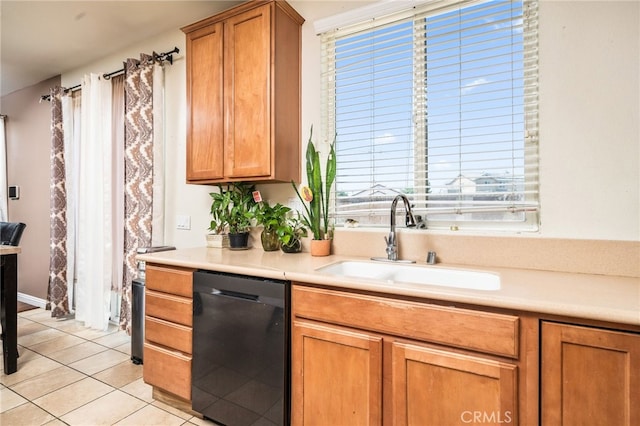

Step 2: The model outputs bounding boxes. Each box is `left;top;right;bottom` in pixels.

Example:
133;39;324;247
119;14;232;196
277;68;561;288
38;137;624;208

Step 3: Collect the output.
0;1;243;97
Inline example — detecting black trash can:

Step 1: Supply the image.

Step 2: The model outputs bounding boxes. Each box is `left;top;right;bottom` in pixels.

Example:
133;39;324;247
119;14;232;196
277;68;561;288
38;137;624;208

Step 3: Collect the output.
131;246;175;364
131;277;145;364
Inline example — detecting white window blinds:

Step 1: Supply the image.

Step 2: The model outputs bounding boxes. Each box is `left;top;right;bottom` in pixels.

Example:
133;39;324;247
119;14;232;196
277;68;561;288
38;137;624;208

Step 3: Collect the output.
320;0;539;230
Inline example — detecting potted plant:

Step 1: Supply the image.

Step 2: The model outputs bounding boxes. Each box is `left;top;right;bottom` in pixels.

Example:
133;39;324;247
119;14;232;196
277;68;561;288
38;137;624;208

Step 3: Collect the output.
227;182;256;248
253;201;291;251
207;187;230;248
292;125;336;256
209;183;256;249
277;213;307;253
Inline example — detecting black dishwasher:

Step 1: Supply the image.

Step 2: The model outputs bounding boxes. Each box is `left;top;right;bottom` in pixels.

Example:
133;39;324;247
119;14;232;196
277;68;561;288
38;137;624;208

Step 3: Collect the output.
192;270;290;426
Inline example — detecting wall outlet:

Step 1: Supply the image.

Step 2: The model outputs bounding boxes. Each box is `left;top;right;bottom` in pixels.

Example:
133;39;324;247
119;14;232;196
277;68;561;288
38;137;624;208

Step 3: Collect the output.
8;186;19;200
176;215;191;230
288;197;303;212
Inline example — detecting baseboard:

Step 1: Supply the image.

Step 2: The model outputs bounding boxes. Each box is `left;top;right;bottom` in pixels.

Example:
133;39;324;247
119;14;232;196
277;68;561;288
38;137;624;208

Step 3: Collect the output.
16;293;116;321
17;293;47;309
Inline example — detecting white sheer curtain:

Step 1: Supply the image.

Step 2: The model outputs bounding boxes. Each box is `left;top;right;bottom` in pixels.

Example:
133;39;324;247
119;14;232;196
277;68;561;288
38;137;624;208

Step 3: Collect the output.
62;92;81;311
75;74;113;330
0;115;8;221
152;63;165;245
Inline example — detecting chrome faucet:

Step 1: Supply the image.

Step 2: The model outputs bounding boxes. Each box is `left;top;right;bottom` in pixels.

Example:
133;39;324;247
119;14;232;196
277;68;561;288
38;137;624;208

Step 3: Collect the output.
372;194;417;263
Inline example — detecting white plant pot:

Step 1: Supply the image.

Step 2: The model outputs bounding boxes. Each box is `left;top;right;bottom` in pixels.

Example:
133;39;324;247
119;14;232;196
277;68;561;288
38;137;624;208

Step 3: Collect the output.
206;234;230;248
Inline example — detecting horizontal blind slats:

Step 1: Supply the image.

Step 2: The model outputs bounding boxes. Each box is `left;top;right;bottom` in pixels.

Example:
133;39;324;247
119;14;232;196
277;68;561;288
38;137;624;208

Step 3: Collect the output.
322;0;539;228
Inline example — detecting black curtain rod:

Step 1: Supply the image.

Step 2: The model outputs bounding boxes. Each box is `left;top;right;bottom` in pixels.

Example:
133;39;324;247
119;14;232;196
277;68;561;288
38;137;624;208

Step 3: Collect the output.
40;47;179;102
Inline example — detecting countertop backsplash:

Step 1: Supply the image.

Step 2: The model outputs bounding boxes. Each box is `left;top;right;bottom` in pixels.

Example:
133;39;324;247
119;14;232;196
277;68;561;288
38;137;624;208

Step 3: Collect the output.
329;228;640;278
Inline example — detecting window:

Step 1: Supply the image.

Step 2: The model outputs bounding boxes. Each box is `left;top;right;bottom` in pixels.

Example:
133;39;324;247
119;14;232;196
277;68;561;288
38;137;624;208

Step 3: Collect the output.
319;0;539;231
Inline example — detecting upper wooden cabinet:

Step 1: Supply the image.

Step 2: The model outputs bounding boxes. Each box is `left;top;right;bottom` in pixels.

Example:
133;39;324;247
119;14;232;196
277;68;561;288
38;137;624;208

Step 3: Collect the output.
182;0;304;184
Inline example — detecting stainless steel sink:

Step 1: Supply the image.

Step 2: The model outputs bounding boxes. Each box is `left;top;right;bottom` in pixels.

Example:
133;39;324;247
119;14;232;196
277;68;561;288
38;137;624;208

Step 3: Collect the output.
316;261;500;291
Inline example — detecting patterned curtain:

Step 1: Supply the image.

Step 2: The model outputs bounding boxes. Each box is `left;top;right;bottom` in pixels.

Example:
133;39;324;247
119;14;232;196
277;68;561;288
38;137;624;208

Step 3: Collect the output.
111;75;126;295
120;55;155;333
46;86;71;317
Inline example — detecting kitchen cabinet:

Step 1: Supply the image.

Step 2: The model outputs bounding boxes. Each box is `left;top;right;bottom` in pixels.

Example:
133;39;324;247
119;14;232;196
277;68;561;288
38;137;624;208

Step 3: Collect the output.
392;343;517;425
291;284;527;425
541;321;640;425
182;0;304;184
143;264;195;402
292;320;383;425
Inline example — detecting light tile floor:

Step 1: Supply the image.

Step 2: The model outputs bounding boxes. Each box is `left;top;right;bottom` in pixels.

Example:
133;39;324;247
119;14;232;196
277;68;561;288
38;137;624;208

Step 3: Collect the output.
1;308;216;426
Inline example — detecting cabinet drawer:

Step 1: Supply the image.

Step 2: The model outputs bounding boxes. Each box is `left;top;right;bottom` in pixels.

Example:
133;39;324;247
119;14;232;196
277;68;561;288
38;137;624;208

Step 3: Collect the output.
293;285;519;358
143;342;191;401
146;289;193;326
145;316;192;354
145;264;194;297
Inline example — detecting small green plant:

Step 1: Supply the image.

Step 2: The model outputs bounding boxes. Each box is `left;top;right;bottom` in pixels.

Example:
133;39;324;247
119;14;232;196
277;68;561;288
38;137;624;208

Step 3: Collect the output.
292;125;336;240
208;182;256;235
277;213;308;250
208;188;229;234
227;182;256;234
253;201;291;233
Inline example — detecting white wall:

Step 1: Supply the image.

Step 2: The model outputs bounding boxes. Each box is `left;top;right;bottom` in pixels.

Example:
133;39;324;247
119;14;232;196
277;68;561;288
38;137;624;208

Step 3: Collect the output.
62;0;640;245
538;0;639;241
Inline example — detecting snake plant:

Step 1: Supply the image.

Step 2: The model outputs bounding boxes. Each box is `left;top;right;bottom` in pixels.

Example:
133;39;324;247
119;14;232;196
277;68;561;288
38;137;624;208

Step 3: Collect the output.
292;126;336;240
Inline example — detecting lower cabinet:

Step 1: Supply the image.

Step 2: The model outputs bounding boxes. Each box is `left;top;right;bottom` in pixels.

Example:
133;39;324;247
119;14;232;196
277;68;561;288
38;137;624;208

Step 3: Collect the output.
292;321;383;425
137;268;640;424
143;264;195;402
541;321;640;425
291;284;524;425
392;342;516;425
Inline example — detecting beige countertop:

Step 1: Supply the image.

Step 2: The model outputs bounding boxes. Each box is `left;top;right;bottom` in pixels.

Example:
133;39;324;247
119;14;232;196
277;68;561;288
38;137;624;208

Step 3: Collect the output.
137;246;640;326
0;245;21;255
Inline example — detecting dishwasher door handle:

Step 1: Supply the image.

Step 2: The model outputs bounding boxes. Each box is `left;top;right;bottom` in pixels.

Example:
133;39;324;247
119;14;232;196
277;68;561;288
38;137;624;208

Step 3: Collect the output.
212;288;259;302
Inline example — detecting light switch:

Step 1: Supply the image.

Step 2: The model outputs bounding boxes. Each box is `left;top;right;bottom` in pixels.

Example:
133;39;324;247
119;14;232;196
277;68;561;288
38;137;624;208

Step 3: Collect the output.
176;215;191;230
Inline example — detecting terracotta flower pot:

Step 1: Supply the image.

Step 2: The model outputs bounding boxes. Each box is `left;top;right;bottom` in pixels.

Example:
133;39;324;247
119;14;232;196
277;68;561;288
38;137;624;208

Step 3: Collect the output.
310;239;331;257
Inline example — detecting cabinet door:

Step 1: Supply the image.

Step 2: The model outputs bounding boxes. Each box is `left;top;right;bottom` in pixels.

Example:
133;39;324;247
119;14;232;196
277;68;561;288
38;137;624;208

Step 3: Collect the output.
541;322;640;425
185;22;224;181
223;4;271;179
291;320;383;426
392;342;517;425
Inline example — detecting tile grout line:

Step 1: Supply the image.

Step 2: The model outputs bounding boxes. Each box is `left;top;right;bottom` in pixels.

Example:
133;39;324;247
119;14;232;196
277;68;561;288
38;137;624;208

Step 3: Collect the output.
10;311;127;423
4;311;127;423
